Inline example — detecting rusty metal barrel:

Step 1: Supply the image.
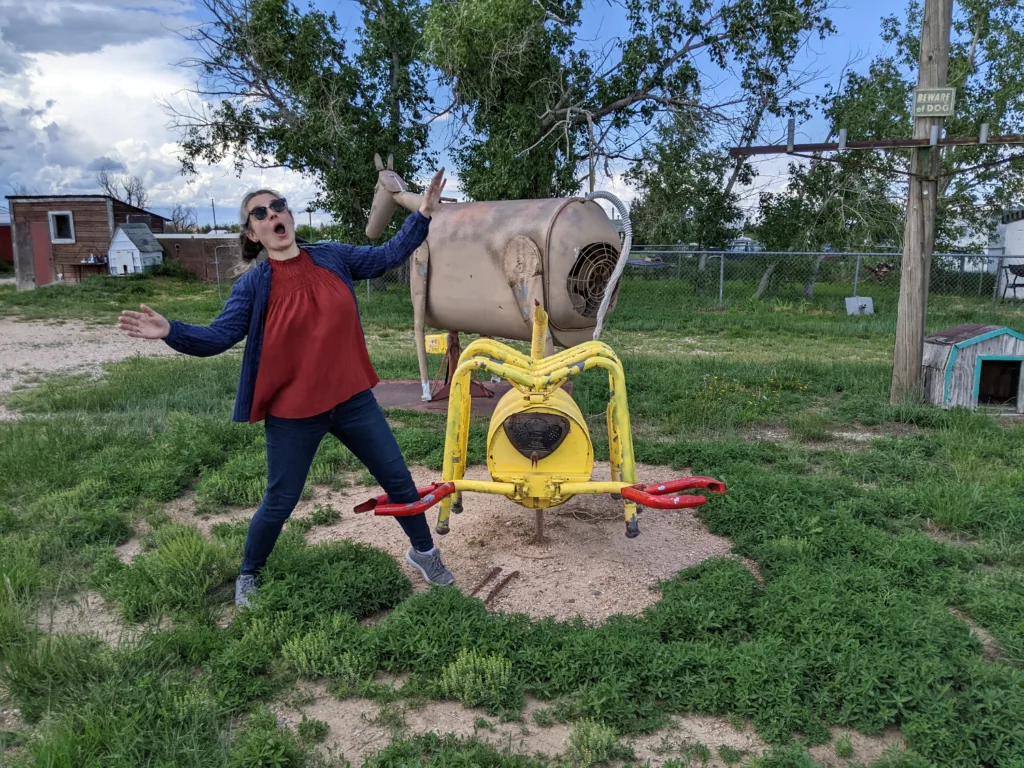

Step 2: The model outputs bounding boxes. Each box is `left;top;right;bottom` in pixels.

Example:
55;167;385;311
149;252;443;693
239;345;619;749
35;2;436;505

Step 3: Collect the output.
419;197;622;348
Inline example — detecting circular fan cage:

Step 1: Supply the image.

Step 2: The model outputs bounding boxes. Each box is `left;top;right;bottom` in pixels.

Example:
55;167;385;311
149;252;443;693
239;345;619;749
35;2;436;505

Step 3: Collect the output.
566;241;622;318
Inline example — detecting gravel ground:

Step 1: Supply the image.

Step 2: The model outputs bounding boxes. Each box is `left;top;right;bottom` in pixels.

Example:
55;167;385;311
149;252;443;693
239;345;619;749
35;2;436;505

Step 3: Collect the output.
0;318;178;418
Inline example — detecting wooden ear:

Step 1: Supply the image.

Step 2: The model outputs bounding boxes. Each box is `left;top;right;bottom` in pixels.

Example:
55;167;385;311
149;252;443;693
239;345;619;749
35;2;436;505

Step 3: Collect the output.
387;154;394;170
374;153;384;171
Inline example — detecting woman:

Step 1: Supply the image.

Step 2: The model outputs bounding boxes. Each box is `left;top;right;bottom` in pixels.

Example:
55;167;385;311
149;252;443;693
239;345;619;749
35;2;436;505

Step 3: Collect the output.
117;169;452;608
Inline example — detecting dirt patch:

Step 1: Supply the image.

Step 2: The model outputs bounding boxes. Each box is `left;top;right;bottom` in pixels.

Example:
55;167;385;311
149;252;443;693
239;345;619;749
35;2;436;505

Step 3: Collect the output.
272;683;902;768
271;683;572;764
294;461;735;624
832;423;918;443
748;423;918;449
36;591;135;647
948;607;1006;662
922;521;976;548
749;425;790;443
0;318;178;414
808;725;906;767
174;460;735;624
631;715;768;766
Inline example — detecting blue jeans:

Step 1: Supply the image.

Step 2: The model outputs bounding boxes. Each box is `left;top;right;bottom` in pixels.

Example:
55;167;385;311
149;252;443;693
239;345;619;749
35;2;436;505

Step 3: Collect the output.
240;389;434;574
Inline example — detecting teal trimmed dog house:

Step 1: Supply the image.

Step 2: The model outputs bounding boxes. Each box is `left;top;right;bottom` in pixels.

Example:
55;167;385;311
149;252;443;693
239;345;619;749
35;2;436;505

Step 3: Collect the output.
923;324;1024;413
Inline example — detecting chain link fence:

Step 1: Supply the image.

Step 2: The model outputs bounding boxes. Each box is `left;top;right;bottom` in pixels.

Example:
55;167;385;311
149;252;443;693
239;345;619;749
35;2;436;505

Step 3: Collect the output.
613;246;1024;312
365;246;1023;315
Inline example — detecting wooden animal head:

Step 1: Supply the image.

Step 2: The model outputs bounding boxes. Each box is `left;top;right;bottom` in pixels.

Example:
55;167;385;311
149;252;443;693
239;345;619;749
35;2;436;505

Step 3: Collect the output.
366;153;423;239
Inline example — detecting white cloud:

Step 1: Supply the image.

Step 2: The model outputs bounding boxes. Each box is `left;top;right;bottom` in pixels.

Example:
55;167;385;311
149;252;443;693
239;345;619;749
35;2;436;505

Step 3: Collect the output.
0;29;333;225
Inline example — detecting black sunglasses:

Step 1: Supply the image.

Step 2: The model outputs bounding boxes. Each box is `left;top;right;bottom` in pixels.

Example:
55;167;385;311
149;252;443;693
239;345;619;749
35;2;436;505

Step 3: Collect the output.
247;197;288;222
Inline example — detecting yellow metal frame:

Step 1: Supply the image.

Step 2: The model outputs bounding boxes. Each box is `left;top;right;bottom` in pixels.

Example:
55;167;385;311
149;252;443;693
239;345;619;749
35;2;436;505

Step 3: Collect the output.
435;303;641;536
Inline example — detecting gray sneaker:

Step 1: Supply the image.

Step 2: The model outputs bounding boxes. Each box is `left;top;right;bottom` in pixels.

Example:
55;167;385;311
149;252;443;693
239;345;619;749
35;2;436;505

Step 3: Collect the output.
235;574;257;608
406;547;455;586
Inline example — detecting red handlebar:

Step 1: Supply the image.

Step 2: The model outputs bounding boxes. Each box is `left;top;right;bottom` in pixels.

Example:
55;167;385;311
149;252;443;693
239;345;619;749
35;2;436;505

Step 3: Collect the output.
353;476;725;516
641;476;727;496
353;482;456;517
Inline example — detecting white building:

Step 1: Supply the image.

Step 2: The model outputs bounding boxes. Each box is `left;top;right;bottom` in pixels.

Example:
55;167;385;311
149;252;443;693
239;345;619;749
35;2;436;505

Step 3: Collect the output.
108;223;163;275
992;209;1024;301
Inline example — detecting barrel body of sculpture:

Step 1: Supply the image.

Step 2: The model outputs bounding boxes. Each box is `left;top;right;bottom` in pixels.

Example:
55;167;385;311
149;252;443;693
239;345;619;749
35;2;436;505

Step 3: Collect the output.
419;198;622;348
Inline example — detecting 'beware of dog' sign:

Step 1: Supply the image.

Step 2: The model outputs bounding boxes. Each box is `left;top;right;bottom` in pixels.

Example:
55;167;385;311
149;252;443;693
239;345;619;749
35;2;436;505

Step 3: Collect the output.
913;88;956;118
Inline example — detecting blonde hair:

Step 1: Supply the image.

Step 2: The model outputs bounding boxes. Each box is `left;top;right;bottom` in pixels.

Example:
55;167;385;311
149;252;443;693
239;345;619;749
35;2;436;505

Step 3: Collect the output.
233;188;285;274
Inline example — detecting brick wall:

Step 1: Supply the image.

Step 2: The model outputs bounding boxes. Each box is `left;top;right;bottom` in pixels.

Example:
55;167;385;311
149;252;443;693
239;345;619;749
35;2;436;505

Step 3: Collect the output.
156;235;243;282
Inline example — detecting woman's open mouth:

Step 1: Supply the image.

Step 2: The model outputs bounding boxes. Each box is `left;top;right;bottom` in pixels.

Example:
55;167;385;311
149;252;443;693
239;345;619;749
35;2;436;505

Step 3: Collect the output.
273;223;286;236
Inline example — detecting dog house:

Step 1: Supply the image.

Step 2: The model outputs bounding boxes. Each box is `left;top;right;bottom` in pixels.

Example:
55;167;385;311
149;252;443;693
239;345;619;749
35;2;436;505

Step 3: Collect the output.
923;324;1024;412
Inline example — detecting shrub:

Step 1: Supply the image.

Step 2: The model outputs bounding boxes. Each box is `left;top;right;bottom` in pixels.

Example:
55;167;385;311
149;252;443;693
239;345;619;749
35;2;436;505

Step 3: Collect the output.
94;525;235;622
438;648;522;717
281;613;377;690
297;715;329;745
565;719;632;767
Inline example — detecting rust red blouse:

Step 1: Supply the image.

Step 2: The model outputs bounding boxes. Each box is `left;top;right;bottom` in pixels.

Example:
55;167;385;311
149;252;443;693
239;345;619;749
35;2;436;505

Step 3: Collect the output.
249;249;378;422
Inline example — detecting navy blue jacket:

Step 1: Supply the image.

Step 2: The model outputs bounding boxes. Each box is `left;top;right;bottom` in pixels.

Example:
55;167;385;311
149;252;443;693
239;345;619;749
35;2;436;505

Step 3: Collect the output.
163;211;431;423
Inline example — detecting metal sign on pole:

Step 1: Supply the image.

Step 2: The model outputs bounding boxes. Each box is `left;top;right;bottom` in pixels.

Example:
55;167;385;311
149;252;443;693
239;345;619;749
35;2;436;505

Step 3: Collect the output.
912;87;956;117
845;254;874;315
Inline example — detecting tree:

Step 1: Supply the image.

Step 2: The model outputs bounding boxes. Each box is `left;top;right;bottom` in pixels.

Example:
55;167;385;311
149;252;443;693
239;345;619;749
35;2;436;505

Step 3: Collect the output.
627;111;748;248
422;0;837;201
96;168;150;209
753;156;903;296
169;0;432;241
822;0;1024;248
170;0;836;214
170;204;199;232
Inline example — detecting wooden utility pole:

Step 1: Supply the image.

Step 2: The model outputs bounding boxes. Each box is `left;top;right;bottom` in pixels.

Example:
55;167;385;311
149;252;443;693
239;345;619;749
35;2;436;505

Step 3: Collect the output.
890;0;954;404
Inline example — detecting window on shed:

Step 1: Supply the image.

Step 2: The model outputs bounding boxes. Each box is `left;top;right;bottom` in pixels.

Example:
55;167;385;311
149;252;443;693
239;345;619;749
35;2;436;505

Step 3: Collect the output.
978;360;1021;406
48;211;75;243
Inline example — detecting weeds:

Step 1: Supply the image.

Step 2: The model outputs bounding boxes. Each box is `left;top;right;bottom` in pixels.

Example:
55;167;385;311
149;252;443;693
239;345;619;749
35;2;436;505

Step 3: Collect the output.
311;503;339;526
564;719;632;766
438;647;523;717
297;715;330;745
835;733;854;758
2;276;1024;766
718;744;748;765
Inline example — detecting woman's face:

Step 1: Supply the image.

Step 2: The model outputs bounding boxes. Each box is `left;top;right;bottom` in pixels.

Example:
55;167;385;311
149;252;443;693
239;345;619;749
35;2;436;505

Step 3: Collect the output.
245;193;295;251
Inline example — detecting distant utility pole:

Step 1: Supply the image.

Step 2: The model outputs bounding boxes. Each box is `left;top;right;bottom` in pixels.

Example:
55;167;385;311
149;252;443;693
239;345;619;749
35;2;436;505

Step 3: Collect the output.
211;198;218;231
891;0;954;405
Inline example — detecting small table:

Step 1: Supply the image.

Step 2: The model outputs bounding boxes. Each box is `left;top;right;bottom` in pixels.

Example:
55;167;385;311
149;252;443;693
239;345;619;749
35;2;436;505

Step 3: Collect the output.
1001;264;1024;302
71;263;107;282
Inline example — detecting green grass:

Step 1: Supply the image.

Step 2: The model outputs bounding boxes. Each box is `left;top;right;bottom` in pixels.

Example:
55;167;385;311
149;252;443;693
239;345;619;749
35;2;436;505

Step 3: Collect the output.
1;273;1023;766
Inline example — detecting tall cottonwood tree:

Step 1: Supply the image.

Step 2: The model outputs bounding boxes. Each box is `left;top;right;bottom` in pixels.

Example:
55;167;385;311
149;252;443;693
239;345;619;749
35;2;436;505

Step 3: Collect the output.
170;0;836;215
169;0;432;240
422;0;837;201
821;0;1024;247
627;111;748;247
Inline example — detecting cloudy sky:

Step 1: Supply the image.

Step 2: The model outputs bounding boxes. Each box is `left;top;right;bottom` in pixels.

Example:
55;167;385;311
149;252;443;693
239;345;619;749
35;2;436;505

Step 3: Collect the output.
0;0;897;227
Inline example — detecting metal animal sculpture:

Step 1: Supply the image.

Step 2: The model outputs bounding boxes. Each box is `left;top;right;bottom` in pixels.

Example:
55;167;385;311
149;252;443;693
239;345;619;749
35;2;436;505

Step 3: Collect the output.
366;153;632;400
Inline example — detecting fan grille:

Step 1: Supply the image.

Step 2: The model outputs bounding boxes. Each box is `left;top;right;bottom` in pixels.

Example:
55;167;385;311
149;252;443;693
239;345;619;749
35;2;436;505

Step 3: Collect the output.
566;242;621;317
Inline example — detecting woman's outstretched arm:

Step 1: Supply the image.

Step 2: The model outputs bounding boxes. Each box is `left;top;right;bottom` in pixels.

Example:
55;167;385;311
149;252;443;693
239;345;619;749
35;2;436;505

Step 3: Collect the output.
118;272;255;357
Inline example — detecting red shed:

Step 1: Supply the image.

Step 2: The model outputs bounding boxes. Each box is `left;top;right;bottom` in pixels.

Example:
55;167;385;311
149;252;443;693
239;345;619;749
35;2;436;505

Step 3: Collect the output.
5;195;169;289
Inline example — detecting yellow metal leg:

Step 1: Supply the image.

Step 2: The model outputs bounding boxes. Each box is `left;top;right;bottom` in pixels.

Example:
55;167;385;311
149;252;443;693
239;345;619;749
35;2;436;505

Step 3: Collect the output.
438;372;468;534
607;397;622;485
602;361;639;537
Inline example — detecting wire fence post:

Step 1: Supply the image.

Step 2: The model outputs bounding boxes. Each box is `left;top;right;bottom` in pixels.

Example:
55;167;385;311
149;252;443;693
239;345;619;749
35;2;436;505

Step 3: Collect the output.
718;254;725;307
366;279;371;301
992;254;1004;309
213;245;228;303
852;253;862;296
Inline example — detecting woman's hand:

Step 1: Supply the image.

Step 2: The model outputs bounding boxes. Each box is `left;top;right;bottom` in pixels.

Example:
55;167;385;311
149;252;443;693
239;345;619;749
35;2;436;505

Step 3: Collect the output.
418;167;447;218
118;304;171;340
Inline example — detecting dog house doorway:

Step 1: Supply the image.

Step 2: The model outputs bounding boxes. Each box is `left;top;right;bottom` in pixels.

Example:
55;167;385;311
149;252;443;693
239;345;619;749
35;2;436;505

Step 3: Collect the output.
977;357;1022;408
